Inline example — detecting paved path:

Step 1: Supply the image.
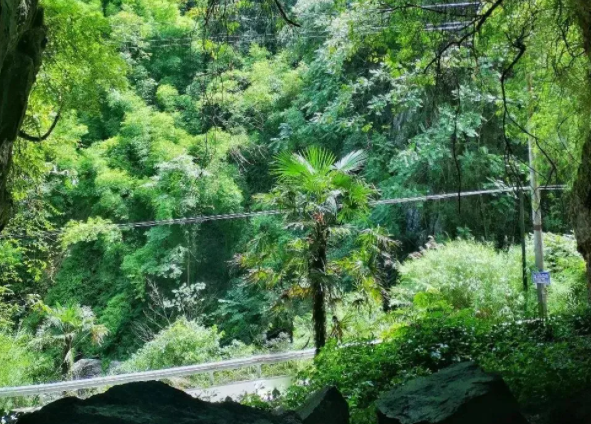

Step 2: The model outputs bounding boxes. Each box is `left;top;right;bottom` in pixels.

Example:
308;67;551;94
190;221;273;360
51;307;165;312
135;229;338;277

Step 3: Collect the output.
187;376;293;401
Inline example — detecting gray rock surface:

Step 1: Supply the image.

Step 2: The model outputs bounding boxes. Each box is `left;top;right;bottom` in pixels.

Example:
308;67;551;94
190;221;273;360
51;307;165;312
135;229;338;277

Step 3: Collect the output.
71;359;103;380
0;0;47;231
296;386;349;424
376;362;528;424
16;381;301;424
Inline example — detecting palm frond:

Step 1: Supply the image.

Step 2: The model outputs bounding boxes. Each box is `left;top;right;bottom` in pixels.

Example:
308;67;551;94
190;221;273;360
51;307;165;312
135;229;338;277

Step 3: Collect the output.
273;150;313;180
91;324;109;345
294;152;317;175
359;227;399;250
328;225;352;240
332;150;367;174
303;146;336;175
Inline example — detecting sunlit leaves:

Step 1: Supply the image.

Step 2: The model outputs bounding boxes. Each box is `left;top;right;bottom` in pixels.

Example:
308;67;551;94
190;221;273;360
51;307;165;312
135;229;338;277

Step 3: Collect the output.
59;217;122;251
35;302;108;375
29;0;126;113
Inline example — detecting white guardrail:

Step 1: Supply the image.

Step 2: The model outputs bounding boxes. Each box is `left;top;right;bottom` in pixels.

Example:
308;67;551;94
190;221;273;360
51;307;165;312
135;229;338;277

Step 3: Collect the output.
0;348;315;398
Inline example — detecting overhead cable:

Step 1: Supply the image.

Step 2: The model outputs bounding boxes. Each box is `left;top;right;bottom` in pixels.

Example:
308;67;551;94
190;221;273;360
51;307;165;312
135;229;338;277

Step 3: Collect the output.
0;186;565;240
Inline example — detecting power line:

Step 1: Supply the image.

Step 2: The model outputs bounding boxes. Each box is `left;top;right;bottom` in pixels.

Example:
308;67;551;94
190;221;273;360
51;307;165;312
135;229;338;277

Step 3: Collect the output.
104;1;484;50
0;186;565;240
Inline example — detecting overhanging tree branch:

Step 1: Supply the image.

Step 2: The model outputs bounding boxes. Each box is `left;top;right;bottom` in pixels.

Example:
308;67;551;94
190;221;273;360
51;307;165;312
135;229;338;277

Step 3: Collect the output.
422;0;506;71
205;0;300;27
273;0;301;27
18;110;61;142
499;32;559;187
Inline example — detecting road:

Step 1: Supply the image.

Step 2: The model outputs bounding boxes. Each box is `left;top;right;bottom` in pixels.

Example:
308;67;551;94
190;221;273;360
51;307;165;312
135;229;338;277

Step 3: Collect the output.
187;376;293;401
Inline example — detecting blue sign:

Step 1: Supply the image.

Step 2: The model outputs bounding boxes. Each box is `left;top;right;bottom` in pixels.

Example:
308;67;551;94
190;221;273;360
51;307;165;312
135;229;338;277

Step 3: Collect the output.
533;271;551;286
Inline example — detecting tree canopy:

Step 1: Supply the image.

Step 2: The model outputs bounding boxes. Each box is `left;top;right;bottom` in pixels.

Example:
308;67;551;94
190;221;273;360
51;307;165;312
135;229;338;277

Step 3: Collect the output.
2;0;591;410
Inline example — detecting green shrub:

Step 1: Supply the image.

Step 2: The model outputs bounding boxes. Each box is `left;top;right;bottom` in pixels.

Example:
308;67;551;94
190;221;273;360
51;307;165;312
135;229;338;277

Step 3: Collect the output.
0;333;36;388
395;236;587;318
120;318;254;372
0;332;55;412
539;234;587;313
281;309;591;422
395;240;524;318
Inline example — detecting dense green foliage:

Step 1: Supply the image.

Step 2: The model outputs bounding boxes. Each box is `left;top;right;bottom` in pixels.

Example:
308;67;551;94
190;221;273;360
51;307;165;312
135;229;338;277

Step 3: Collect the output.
396;240;525;318
34;302;109;376
120;318;253;371
279;310;591;423
2;0;591;420
396;235;587;317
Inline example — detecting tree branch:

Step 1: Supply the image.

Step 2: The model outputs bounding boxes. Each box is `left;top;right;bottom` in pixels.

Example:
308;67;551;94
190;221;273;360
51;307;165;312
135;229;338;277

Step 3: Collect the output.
380;2;481;18
18;110;61;142
423;0;506;71
273;0;301;27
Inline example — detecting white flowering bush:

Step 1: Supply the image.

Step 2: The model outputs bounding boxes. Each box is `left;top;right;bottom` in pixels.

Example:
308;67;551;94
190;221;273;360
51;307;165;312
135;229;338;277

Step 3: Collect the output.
162;282;206;319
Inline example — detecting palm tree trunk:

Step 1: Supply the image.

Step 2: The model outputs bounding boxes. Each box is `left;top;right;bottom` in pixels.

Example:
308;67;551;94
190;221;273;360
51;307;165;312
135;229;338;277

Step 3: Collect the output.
380;288;391;313
380;265;399;312
312;277;326;353
310;223;328;354
61;337;72;377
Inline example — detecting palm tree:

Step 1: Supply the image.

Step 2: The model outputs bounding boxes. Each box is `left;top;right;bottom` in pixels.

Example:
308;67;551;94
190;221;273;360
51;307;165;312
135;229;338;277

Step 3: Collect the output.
335;227;399;312
36;303;108;377
237;147;378;352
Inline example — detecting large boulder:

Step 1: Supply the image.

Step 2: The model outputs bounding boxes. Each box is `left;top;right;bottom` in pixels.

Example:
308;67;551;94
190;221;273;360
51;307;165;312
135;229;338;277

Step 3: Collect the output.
17;381;301;424
296;386;349;424
71;359;103;380
376;362;528;424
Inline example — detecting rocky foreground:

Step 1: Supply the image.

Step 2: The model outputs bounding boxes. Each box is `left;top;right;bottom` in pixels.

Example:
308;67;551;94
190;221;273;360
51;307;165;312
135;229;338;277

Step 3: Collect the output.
15;362;591;424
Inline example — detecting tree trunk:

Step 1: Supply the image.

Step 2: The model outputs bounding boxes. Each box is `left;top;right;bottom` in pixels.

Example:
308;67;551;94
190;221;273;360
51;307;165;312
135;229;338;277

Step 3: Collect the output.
0;0;46;232
573;133;591;302
571;0;591;301
62;337;72;377
309;223;328;354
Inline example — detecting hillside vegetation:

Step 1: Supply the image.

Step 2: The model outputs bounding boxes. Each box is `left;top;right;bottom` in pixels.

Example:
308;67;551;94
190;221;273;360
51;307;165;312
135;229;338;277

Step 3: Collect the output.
1;0;591;419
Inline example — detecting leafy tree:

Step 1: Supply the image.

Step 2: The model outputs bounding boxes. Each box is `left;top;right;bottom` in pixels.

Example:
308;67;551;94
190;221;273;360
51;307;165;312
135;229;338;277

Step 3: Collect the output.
237;147;378;351
35;303;108;377
0;286;19;331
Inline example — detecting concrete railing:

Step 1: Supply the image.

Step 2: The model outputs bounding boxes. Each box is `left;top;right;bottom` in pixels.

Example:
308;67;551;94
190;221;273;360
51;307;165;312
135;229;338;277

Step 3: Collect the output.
0;348;315;398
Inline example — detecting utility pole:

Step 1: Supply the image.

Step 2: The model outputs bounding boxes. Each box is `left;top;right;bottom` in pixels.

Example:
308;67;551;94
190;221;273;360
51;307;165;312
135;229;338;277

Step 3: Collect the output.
519;189;527;292
528;138;547;317
528;76;547;317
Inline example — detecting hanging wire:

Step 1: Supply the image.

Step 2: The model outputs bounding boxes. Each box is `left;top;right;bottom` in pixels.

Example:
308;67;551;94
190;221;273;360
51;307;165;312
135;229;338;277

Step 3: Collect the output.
0;186;565;240
103;0;484;50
